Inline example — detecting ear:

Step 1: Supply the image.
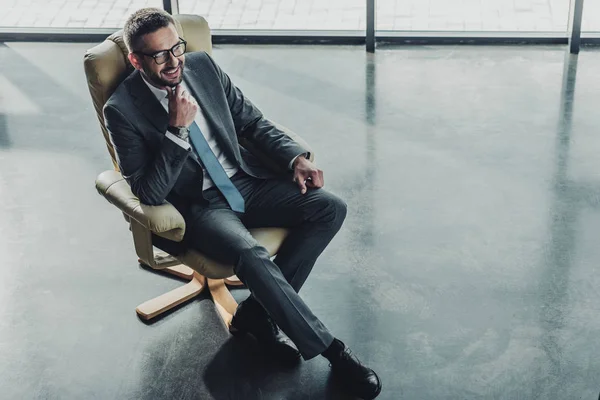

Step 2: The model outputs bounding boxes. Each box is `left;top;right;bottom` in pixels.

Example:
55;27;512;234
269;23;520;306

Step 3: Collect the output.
128;52;143;71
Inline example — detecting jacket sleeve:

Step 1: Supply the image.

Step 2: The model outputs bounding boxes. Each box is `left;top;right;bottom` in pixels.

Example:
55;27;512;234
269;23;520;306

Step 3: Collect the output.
204;53;308;170
104;103;190;206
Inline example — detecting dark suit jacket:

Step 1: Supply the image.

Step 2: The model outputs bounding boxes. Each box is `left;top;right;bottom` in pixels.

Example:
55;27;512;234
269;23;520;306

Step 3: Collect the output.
103;51;307;253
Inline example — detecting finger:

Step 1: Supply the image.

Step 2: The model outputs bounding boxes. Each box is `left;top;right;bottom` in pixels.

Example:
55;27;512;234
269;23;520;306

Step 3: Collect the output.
184;91;195;105
309;170;323;187
299;180;307;194
294;173;307;194
185;93;198;111
174;84;182;97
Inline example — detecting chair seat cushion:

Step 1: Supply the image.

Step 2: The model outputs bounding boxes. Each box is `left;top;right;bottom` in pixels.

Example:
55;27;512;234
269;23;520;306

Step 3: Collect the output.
176;227;289;278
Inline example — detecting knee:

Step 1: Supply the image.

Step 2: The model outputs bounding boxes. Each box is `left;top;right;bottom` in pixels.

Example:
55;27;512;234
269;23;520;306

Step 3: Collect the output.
330;195;347;225
234;245;271;275
318;193;347;228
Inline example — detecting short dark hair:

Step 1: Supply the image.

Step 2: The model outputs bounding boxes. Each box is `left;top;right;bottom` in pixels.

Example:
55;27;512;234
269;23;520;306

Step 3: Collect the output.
123;8;175;52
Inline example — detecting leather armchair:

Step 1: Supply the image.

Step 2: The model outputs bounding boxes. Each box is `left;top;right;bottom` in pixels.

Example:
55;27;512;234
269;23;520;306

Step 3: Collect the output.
84;14;314;324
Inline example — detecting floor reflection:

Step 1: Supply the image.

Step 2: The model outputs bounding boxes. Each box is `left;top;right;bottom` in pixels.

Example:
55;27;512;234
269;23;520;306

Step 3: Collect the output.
535;51;584;398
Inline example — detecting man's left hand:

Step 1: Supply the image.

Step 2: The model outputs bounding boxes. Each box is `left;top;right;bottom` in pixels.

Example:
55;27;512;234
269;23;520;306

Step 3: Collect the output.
293;156;324;195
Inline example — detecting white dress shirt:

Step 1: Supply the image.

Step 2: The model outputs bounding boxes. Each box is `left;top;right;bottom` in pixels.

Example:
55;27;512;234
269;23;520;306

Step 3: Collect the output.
142;75;238;191
142;74;304;191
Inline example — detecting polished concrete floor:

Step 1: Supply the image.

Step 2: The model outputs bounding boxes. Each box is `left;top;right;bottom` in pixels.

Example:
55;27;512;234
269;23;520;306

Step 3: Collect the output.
1;42;600;399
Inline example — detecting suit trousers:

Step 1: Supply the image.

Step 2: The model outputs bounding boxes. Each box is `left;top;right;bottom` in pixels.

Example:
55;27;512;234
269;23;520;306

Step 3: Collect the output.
183;170;347;360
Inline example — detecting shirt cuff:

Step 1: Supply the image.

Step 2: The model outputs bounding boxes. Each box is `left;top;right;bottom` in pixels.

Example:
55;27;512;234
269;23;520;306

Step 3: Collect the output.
165;132;191;150
289;153;308;170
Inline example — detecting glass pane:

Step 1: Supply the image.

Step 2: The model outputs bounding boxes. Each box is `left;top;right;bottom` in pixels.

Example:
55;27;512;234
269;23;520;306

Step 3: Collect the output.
0;0;162;29
377;0;570;32
178;0;365;30
582;0;600;32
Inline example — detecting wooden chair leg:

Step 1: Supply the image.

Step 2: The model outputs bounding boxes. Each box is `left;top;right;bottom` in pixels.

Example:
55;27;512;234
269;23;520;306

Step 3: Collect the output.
224;274;244;286
138;258;195;280
162;265;195;280
207;278;239;328
134;261;239;326
136;272;206;320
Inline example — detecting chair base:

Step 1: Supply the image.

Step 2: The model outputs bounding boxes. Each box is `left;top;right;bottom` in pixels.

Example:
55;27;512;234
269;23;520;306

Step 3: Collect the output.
135;264;239;327
224;274;244;286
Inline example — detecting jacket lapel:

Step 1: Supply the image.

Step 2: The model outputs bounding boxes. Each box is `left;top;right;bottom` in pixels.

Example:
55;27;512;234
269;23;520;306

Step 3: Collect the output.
125;66;241;171
127;71;169;136
182;67;240;164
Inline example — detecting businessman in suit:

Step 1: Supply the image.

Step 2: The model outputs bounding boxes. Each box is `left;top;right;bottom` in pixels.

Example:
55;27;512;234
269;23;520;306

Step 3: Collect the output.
104;8;381;399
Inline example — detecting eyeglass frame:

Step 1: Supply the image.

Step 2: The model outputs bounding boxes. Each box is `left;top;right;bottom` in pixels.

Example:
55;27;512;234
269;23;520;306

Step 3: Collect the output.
134;38;187;65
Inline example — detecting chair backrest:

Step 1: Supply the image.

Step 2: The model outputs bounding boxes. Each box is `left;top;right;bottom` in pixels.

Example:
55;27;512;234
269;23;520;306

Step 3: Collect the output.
83;14;212;170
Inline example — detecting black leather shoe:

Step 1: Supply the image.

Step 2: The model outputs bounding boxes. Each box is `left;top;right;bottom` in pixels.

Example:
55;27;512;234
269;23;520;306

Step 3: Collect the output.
328;340;382;400
229;298;301;365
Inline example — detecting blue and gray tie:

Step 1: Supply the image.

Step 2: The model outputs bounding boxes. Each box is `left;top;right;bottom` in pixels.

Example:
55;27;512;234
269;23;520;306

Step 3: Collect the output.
188;121;245;212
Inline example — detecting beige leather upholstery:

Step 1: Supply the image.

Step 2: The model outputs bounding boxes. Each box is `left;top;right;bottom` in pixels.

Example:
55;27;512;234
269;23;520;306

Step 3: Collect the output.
86;15;310;280
177;228;289;278
96;170;186;242
172;15;213;53
95;170;289;278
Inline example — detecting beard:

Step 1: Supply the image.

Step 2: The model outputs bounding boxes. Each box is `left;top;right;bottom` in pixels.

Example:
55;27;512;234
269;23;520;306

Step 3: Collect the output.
143;60;184;88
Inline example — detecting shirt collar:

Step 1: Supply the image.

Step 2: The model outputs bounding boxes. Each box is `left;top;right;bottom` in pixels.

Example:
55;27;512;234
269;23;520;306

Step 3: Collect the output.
141;73;169;102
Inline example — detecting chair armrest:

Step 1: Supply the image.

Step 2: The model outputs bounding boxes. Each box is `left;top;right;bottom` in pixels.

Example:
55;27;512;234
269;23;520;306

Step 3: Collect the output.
95;170;186;242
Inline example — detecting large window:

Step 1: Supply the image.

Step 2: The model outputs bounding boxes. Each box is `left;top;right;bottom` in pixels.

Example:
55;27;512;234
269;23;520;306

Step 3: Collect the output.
582;0;600;33
377;0;571;32
178;0;365;31
0;0;595;35
0;0;161;29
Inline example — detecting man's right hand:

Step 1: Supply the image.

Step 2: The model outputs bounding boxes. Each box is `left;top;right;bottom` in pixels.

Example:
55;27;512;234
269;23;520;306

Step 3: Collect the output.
167;85;198;128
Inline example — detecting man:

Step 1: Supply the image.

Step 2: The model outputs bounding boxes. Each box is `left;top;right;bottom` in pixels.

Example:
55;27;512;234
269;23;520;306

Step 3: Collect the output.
104;8;381;399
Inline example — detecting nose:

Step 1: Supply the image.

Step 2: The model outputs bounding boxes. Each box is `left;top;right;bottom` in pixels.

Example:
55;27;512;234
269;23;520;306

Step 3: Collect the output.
166;52;179;67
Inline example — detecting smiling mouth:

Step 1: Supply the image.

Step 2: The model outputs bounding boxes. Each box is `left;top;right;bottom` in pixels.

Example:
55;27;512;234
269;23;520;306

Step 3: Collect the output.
162;65;180;78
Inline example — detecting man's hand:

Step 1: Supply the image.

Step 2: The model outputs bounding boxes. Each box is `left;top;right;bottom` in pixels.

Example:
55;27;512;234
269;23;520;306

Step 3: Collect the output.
167;85;198;127
293;156;324;194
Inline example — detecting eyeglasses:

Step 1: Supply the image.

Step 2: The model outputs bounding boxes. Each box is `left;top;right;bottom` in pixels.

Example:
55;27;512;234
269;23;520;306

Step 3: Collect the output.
136;38;187;65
